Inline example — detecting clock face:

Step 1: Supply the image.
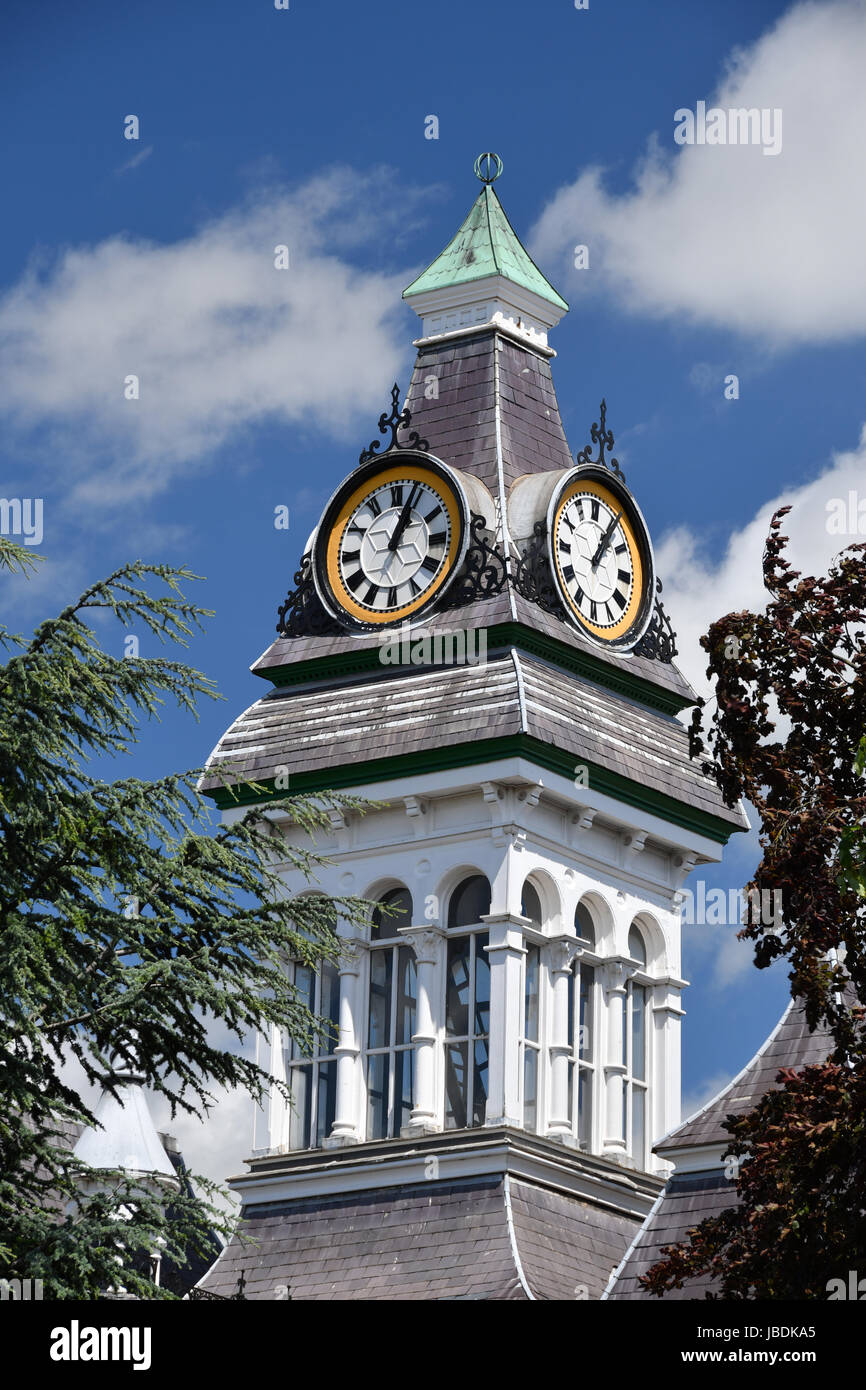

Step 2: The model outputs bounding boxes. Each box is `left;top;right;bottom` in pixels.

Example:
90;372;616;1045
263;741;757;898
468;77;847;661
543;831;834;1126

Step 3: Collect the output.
549;472;653;647
315;458;465;628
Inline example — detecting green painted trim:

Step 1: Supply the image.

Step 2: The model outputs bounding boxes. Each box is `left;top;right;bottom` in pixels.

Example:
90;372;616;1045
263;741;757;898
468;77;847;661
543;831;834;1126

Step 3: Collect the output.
206;732;742;844
255;622;693;717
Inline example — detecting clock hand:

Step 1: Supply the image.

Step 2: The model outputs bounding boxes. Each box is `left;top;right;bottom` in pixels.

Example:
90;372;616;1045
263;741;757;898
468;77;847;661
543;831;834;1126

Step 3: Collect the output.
591;509;622;568
388;484;421;552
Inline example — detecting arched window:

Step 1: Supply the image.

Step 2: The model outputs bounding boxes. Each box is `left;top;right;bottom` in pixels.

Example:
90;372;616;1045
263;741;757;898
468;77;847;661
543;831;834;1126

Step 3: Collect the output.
521;880;542;926
566;951;596;1149
365;887;416;1140
521;943;541;1132
285;957;339;1151
625;922;649;1165
445;875;491;1129
447;874;491;929
628;924;647;967
575;902;596;948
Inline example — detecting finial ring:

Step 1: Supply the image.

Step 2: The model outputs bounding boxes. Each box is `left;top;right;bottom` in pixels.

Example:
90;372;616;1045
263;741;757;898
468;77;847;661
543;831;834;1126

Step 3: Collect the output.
474;152;503;184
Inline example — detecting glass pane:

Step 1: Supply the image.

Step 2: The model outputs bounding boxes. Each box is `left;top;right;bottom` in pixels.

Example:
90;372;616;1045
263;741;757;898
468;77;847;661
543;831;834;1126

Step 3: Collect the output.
394;1048;414;1135
396;946;417;1046
366;1053;390;1140
472;1038;489;1127
372;886;412;940
315;1061;336;1147
632;1086;646;1164
628;924;647;967
579;965;594;1059
447;875;491;929
288;1065;311;1150
444;1043;468;1129
520;881;542;926
291;964;316;1059
320;959;340;1055
367;948;393;1049
446;936;470;1036
473;933;490;1036
577;1066;592;1149
567;1058;574;1124
632;985;646;1082
575;902;596;947
524;945;539;1042
523;1047;537;1133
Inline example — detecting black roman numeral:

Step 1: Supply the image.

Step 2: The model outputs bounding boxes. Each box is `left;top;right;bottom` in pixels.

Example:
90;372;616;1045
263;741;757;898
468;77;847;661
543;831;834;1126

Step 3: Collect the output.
617;569;630;584
409;578;421;596
387;586;398;608
420;555;439;574
424;504;442;523
347;523;367;537
364;583;379;605
563;564;575;583
612;588;627;611
575;499;585;521
345;570;365;593
390;485;403;507
559;539;571;554
590;499;600;522
604;602;614;622
428;531;447;548
342;549;360;566
589;601;598;622
367;495;382;517
615;543;627;556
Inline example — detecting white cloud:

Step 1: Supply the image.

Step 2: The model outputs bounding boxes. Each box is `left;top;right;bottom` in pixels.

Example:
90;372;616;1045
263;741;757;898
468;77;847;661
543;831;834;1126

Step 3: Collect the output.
657;425;866;698
681;1071;733;1123
115;145;154;176
0;166;421;506
531;0;866;346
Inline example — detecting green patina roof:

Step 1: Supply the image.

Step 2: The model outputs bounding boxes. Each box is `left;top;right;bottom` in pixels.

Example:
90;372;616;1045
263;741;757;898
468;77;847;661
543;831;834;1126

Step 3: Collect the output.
403;183;568;312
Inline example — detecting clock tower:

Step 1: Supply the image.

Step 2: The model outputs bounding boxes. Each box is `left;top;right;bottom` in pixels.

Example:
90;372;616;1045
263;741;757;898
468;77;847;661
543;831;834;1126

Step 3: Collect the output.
199;155;746;1301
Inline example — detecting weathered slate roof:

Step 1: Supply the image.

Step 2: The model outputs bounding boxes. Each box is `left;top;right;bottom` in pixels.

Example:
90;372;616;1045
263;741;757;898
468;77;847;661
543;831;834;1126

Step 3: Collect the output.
403;184;568;311
604;1170;735;1300
656;999;833;1153
199;1174;636;1301
201;648;745;834
605;998;838;1299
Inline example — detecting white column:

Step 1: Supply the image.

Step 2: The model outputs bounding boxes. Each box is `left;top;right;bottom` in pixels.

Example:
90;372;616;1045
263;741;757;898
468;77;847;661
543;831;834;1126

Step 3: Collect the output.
482;912;529;1128
652;976;686;1153
400;925;446;1135
544;937;581;1140
601;960;629;1158
324;937;364;1148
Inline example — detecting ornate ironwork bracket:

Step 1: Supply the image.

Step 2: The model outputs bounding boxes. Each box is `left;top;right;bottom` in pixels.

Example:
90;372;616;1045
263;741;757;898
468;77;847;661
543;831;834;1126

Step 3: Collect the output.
632;579;678;663
512;520;567;619
277;553;343;639
358;383;429;466
573;398;626;484
438;513;508;610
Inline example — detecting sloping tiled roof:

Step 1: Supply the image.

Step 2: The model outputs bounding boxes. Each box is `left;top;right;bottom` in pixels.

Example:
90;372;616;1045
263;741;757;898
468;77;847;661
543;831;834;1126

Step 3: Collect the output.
605;998;839;1299
200;649;745;834
656;999;833;1153
604;1170;736;1300
199;1174;636;1301
403;185;568;311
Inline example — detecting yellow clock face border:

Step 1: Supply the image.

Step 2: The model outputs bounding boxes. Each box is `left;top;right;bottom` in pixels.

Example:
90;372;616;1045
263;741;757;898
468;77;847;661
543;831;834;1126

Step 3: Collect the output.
549;471;653;647
316;456;466;628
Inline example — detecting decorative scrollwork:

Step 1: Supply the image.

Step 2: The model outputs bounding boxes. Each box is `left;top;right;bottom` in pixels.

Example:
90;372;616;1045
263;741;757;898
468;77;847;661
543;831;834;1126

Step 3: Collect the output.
277;553;343;639
358;383;429;466
574;398;626;484
438;513;508;609
511;520;567;619
632;579;678;663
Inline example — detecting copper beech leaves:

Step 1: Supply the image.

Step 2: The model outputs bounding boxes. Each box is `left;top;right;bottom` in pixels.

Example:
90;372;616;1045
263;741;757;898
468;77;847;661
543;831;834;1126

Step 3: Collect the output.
643;511;866;1300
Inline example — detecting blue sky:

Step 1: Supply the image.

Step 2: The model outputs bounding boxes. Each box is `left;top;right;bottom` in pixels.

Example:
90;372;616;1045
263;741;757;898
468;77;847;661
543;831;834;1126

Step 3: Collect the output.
3;0;865;1175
